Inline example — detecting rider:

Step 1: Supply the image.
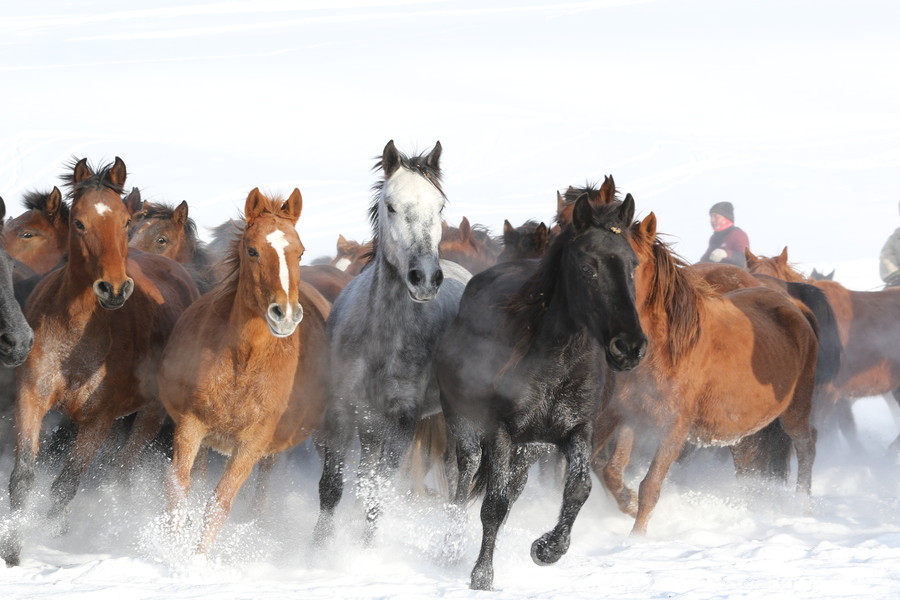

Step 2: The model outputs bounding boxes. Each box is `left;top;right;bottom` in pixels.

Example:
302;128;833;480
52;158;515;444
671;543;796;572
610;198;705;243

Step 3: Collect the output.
699;201;750;268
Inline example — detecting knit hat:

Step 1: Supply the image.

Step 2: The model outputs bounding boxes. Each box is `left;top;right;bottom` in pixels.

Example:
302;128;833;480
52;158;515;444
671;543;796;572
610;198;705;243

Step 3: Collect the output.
709;201;734;222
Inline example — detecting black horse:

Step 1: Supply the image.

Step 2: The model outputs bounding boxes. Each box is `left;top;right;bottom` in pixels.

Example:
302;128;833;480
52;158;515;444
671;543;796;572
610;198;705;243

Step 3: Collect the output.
436;194;647;590
0;197;34;369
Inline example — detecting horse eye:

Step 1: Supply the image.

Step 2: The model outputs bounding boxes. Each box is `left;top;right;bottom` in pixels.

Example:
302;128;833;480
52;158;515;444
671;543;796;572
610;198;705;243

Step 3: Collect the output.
157;237;168;246
248;247;259;258
386;204;396;214
74;220;85;231
125;219;132;229
20;231;33;239
581;265;595;278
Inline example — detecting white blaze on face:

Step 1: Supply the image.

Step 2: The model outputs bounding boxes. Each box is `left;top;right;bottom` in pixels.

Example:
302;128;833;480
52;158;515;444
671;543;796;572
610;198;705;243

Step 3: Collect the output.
334;257;351;271
95;203;112;216
266;228;292;305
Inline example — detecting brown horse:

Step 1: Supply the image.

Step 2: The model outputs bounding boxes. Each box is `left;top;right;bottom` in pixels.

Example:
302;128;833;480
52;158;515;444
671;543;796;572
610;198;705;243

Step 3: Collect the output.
593;213;820;535
745;247;900;451
1;157;199;566
1;187;69;275
438;216;501;274
127;199;218;293
331;234;373;275
496;219;549;262
159;188;328;555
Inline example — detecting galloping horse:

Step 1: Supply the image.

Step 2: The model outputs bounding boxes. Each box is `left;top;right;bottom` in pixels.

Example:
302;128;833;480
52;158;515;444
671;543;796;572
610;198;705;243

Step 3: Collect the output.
160;188;327;554
1;187;69;274
1;157;199;567
314;140;469;546
437;195;646;590
745;247;900;451
593;215;820;536
127;199;217;293
0;197;34;368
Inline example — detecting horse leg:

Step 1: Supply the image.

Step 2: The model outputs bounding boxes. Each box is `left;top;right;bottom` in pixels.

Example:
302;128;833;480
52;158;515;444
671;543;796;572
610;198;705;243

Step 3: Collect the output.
358;425;386;546
834;398;864;453
1;391;52;566
116;402;169;473
600;424;638;517
778;394;817;495
313;416;353;545
531;428;592;566
248;454;277;522
197;447;260;555
632;422;690;535
165;416;206;529
470;426;514;591
48;412;117;521
888;388;900;455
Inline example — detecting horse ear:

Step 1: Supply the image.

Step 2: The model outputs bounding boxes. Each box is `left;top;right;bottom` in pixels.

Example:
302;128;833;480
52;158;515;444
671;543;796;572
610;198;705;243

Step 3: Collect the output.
282;188;303;224
0;196;5;222
744;247;757;262
599;174;616;205
244;187;266;220
825;269;835;280
557;191;565;214
503;219;513;235
173;200;189;226
425;141;442;174
616;193;636;227
459;216;471;240
639;212;658;241
535;222;549;247
777;247;789;264
572;195;593;234
46;187;63;222
382;140;401;178
109;157;127;188
123;187;142;216
73;158;92;185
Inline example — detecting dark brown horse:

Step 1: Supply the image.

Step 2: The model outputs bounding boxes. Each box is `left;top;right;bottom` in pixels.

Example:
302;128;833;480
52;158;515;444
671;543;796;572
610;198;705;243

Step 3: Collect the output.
438;216;501;274
592;214;820;535
127;199;218;293
330;234;373;275
1;187;69;275
496;219;549;262
159;188;328;554
1;157;200;566
553;175;617;235
745;247;900;452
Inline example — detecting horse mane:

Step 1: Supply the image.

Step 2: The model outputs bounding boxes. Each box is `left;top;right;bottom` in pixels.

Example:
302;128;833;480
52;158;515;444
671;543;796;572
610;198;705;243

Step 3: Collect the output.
60;158;125;199
639;233;708;362
134;200;209;266
365;147;446;260
22;189;70;222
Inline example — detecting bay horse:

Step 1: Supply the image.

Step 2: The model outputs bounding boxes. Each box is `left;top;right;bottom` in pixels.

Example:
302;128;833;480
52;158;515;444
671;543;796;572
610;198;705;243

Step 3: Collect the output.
1;187;69;275
331;234;373;275
159;188;328;554
314;140;469;546
1;157;200;567
437;195;647;590
593;214;820;536
127;198;218;293
439;216;502;274
745;247;900;451
496;219;549;262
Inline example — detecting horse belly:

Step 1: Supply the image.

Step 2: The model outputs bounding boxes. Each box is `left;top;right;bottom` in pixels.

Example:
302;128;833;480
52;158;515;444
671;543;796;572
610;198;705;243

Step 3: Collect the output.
693;387;791;446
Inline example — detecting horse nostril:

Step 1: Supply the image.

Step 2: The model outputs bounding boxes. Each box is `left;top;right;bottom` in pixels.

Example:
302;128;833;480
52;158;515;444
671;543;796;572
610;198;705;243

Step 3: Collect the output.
432;269;444;287
0;332;13;351
408;268;424;287
94;280;113;298
609;336;628;358
269;304;285;322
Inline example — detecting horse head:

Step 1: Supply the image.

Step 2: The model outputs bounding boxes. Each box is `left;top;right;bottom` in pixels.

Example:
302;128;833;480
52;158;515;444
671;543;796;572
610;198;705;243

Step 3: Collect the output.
65;157;134;309
375;140;446;302
241;187;305;338
128;199;196;263
1;186;69;275
563;193;646;370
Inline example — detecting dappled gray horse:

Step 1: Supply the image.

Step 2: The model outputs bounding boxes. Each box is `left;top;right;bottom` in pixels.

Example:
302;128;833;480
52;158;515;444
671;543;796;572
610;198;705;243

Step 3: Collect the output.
314;140;469;545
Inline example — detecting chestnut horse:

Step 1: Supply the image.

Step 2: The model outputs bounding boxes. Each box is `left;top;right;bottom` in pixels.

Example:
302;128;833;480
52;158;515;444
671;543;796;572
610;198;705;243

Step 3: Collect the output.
128;199;218;293
553;175;617;235
746;247;900;451
331;234;373;275
1;187;69;275
1;157;200;567
439;216;502;274
593;214;820;536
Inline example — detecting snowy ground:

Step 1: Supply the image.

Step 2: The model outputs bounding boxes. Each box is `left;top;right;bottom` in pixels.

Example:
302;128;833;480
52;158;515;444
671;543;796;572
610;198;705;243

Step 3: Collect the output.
0;398;899;599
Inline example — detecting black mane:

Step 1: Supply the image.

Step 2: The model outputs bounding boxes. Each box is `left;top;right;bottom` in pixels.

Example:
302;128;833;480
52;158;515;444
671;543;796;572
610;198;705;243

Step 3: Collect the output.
60;158;125;199
22;189;70;222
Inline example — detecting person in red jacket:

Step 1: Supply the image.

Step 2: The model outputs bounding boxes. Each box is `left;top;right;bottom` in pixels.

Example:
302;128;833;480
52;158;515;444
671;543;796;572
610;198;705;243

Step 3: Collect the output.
699;201;749;267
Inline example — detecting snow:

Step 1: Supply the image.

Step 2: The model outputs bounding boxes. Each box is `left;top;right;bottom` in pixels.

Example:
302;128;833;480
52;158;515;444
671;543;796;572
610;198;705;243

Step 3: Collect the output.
3;1;900;598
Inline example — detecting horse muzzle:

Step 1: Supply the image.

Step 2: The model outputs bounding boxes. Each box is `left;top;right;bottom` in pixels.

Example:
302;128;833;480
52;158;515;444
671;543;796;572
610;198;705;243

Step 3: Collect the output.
0;327;34;367
93;277;134;310
266;301;303;338
406;265;444;303
606;333;648;372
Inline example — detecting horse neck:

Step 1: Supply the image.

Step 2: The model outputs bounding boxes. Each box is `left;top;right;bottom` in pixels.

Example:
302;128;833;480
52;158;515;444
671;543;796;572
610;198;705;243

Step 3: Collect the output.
223;276;297;358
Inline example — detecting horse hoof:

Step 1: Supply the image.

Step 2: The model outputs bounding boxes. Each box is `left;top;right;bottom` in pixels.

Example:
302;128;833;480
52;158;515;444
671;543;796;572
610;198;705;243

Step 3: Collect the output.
0;538;21;567
530;532;569;566
470;565;494;591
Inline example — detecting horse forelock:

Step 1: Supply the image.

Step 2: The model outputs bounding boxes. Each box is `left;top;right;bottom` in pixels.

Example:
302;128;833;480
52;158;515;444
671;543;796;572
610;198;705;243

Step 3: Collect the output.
61;158;125;201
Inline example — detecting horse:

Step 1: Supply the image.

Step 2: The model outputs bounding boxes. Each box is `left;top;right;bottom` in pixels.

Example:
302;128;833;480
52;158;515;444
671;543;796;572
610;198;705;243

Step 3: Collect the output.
313;140;470;546
436;195;646;590
810;267;835;281
1;157;200;567
745;246;900;452
0;197;34;368
553;175;617;235
592;214;820;537
205;218;243;282
299;264;353;304
127;198;218;293
439;216;502;274
331;234;373;275
496;219;549;262
159;187;328;554
1;187;69;275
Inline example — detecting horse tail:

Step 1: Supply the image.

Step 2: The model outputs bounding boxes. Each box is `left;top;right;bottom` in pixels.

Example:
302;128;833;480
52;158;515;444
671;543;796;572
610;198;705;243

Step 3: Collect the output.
402;413;450;498
785;281;843;385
